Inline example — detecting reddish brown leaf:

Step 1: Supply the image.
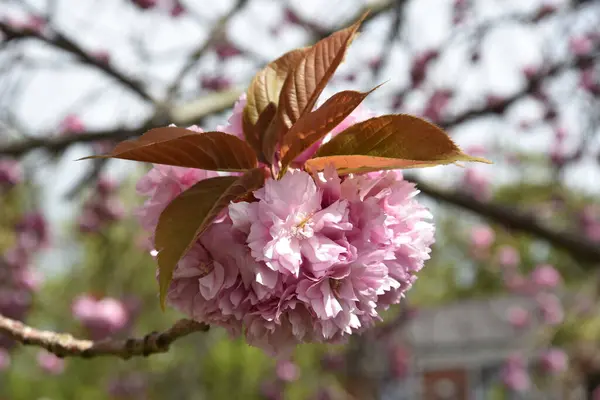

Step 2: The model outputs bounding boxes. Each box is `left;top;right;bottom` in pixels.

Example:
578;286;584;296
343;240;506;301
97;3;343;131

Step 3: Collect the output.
81;127;257;172
304;114;492;174
243;48;309;161
277;13;368;130
279;88;377;170
154;168;266;308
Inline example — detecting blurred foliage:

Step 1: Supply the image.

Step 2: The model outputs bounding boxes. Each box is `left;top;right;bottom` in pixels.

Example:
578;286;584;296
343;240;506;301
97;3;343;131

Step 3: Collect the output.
0;162;598;399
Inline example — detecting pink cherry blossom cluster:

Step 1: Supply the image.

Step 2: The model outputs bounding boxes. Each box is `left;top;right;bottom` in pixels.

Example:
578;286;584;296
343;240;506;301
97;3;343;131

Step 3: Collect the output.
71;294;130;340
77;176;125;234
501;353;531;392
0;158;23;190
136;96;435;354
500;347;569;394
580;205;600;243
0;212;47;369
499;257;564;327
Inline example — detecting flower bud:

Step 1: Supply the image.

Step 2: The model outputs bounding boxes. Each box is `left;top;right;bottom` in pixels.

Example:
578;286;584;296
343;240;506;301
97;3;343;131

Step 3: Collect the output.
37;351;65;375
276;360;300;382
0;159;23;188
506;306;530;329
530;264;561;290
0;349;10;371
539;348;568;374
497;245;520;268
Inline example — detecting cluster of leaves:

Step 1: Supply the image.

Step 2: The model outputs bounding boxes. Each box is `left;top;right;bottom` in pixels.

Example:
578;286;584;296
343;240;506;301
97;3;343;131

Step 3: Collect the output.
83;12;490;308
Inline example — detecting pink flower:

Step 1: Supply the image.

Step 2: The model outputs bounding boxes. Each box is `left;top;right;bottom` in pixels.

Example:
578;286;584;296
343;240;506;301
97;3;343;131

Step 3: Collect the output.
170;1;185;17
390;345;410;378
503;273;528;294
131;0;157;9
37;351;65;375
585;222;600;243
554;126;567;142
214;42;242;60
501;354;530;392
523;65;538;80
580;68;600;95
0;349;10;370
215;94;246;140
160;167;434;355
107;373;147;398
0;159;23;188
96;176;118;196
470;225;495;248
462;169;491;201
530;264;561;289
60;114;85;135
276;360;300;382
569;36;593;56
539;348;568;374
20;15;46;34
15;212;48;251
507;306;530;329
422;90;452;123
14;268;43;291
136;164;219;234
93;51;110;64
410;51;439;88
535;3;557;20
72;295;129;339
230;170;351;277
497;245;520;268
201;76;231;91
536;293;563;325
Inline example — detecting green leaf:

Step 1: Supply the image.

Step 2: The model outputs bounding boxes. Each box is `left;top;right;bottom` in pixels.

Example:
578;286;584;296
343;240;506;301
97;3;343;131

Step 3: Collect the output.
243;48;309;161
279;87;378;170
81;127;258;172
154;168;266;309
305;114;492;174
277;12;368;130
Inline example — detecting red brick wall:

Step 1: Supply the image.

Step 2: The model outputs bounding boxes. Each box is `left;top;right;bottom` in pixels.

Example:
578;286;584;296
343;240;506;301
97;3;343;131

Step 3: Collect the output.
422;368;469;400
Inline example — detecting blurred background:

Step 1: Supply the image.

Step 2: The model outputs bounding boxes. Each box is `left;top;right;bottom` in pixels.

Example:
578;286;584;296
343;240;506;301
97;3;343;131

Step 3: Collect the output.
0;0;599;399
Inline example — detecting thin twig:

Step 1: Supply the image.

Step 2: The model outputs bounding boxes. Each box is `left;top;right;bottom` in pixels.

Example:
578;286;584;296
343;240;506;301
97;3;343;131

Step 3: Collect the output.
0;21;154;103
0;314;209;359
164;0;249;102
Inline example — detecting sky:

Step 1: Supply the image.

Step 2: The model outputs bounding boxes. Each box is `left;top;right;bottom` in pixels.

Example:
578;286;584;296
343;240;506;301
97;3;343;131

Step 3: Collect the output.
1;0;599;271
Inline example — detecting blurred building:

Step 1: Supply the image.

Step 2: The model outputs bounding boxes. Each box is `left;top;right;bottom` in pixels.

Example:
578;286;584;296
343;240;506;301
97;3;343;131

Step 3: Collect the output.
380;296;568;400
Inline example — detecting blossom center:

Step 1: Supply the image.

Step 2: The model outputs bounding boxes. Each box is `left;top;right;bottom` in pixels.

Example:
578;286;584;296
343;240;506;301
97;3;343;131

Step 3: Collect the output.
290;213;314;239
329;278;342;297
197;261;214;278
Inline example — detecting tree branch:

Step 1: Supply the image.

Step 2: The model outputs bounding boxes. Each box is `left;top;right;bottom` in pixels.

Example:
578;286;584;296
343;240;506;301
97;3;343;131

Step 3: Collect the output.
0;89;243;157
0;21;155;103
440;52;599;129
0;313;209;359
410;176;600;265
164;0;249;102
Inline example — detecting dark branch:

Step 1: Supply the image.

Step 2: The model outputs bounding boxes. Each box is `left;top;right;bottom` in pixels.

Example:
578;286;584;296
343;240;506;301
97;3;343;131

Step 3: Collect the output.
0;313;209;359
0;89;244;157
410;176;600;265
440;52;599;129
